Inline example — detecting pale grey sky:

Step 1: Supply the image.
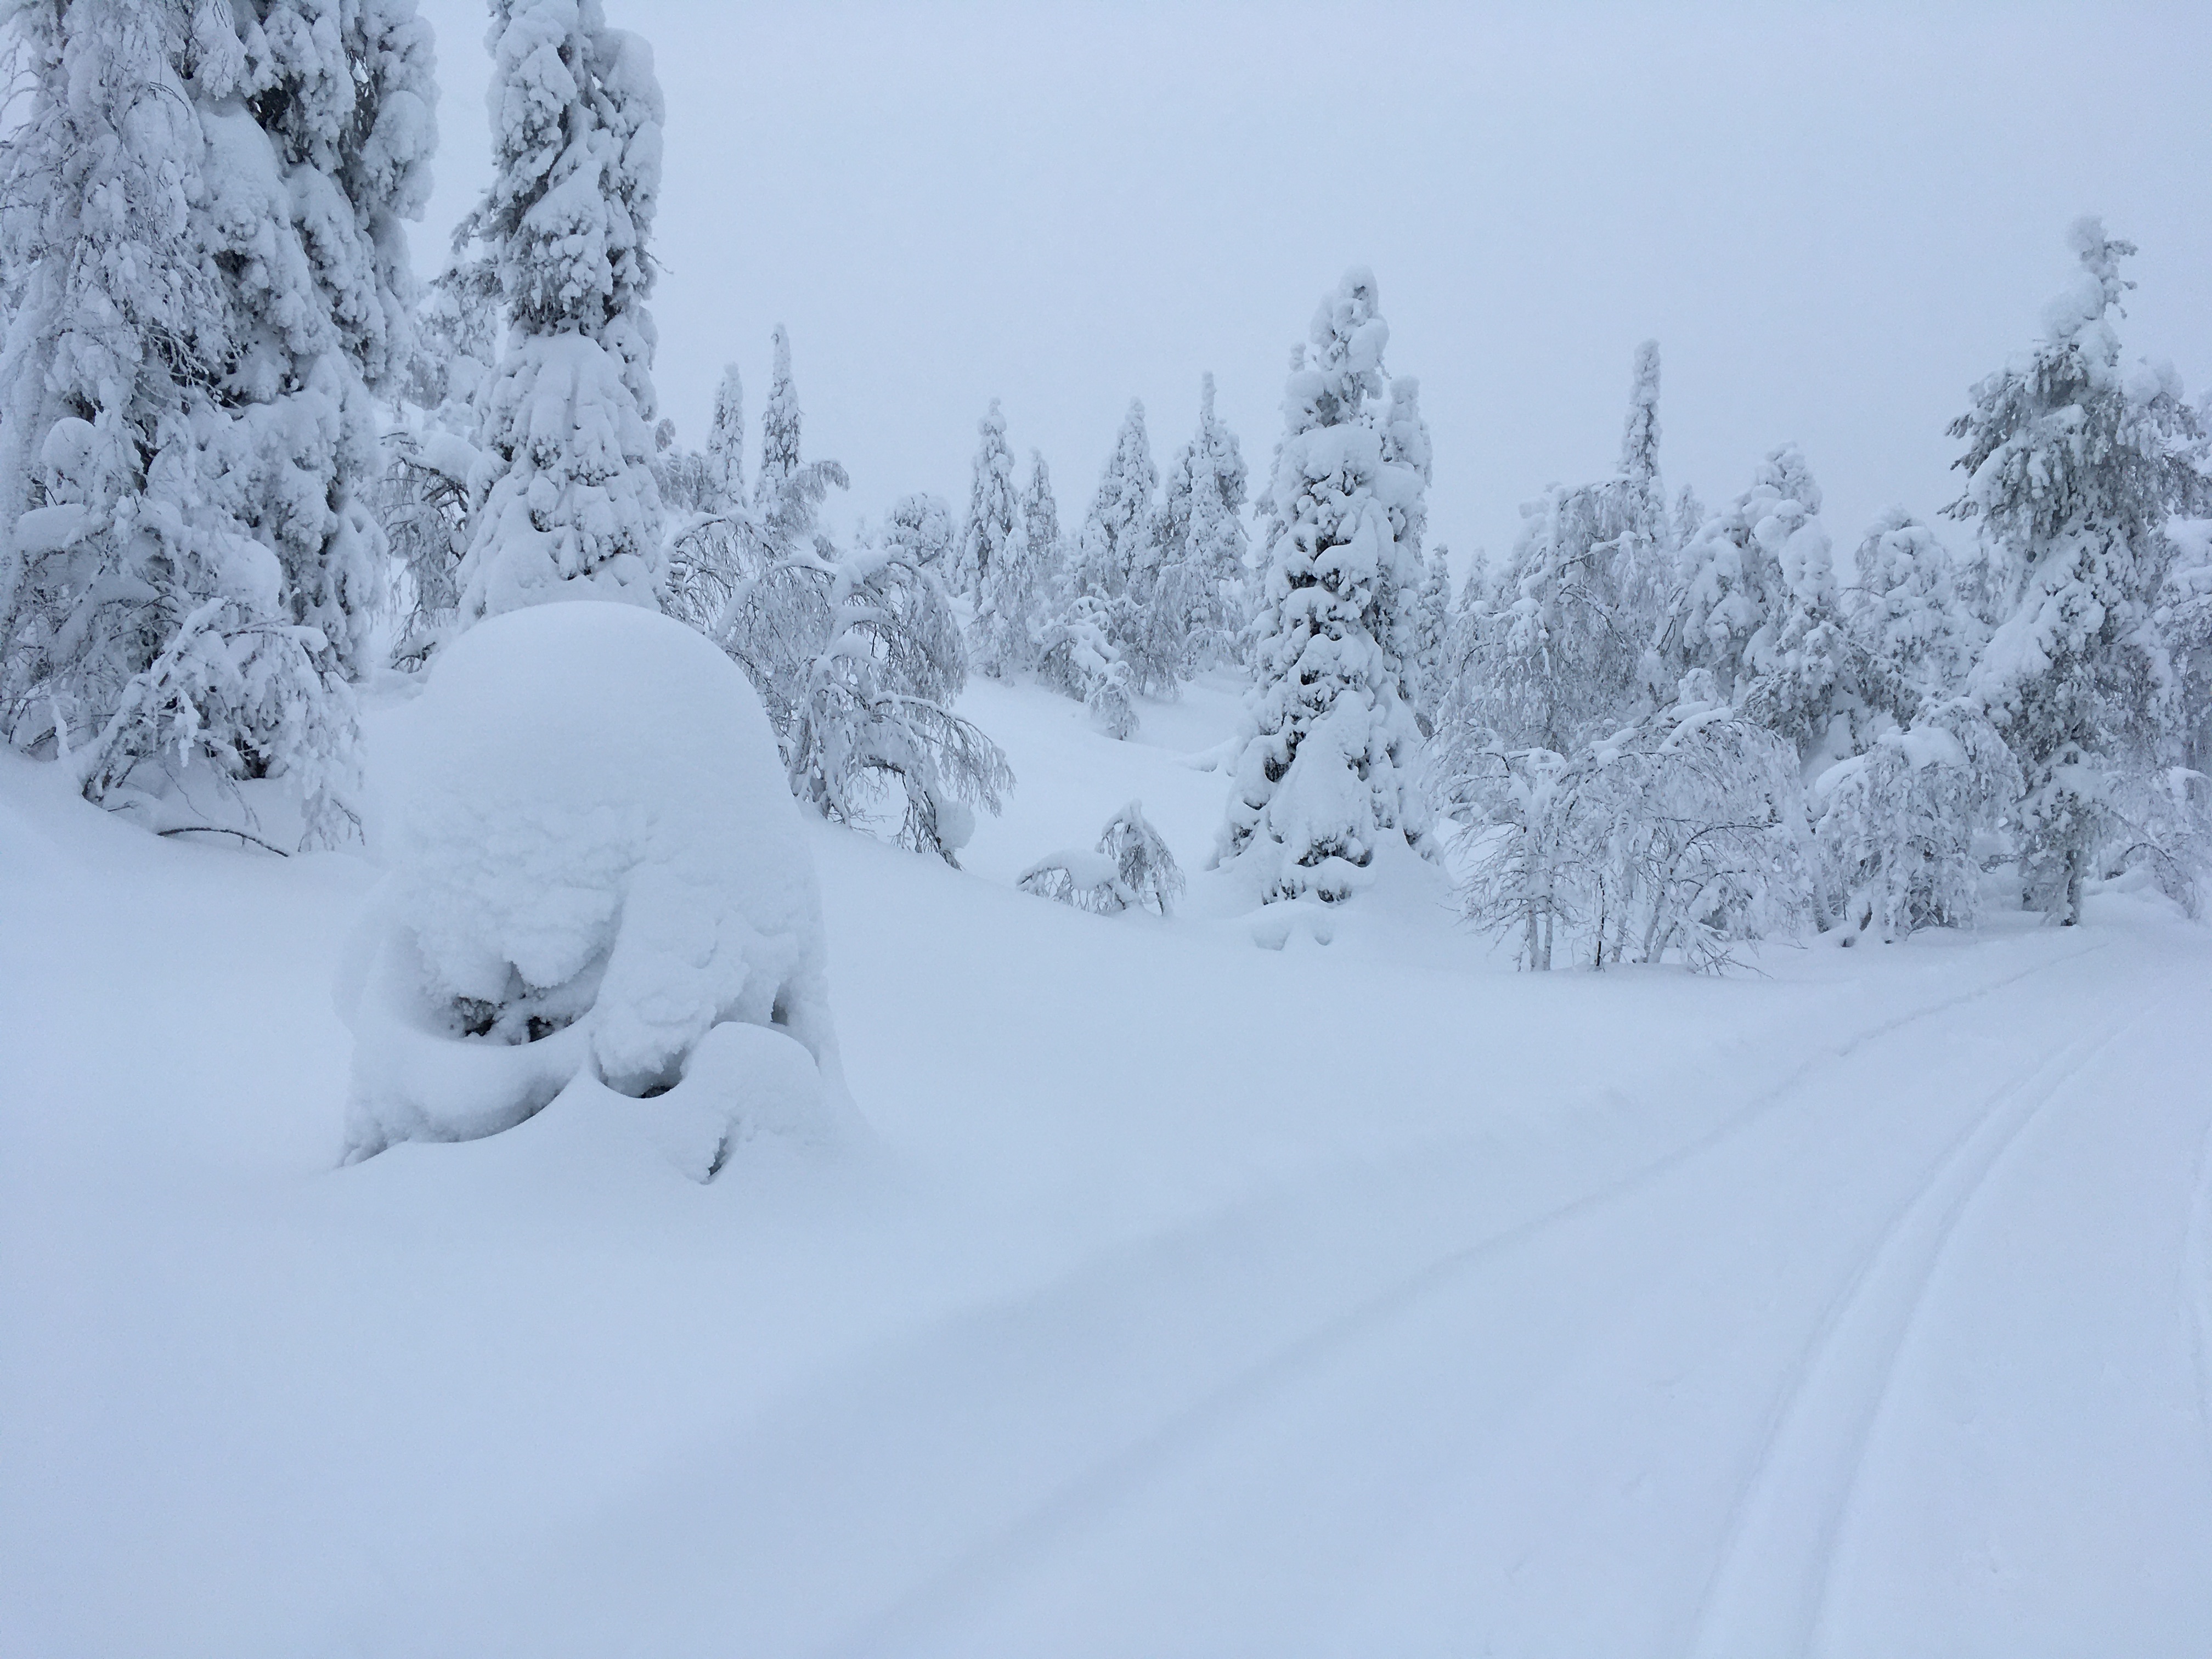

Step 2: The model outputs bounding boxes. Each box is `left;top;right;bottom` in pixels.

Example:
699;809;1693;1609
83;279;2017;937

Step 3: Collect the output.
411;1;2211;578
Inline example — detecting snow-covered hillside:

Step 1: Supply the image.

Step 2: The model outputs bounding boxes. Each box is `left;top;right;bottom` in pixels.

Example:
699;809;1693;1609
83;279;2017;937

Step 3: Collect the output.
4;675;2209;1658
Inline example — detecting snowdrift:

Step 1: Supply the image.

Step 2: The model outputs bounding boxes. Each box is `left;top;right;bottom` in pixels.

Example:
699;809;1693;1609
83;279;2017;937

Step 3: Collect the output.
338;601;853;1171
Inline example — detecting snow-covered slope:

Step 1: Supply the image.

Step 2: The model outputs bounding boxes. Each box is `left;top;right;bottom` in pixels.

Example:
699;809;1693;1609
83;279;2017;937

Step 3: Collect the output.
3;677;2209;1658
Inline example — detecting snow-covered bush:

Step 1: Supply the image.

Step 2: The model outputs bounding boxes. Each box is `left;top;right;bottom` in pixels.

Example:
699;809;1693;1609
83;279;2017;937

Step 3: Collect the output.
1437;698;1812;972
1018;800;1183;916
1810;701;2020;941
1036;595;1138;739
341;602;852;1168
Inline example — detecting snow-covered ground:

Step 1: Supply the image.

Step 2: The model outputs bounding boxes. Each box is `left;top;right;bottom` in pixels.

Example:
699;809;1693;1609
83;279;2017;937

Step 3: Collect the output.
4;675;2210;1658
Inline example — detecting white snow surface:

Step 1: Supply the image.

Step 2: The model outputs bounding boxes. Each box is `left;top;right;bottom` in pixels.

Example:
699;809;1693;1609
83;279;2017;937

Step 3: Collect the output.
5;668;2211;1657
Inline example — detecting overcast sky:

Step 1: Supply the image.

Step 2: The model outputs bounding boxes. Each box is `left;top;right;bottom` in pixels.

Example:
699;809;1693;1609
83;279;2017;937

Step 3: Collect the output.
409;1;2210;579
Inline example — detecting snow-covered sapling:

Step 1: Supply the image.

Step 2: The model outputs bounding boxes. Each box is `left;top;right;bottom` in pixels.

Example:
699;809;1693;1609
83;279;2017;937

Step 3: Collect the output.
1018;800;1184;916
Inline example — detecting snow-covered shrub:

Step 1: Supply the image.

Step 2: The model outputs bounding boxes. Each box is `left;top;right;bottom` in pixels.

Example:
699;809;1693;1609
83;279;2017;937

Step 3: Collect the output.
1437;698;1812;972
1810;701;2021;941
1036;595;1138;739
341;602;852;1166
1018;800;1183;916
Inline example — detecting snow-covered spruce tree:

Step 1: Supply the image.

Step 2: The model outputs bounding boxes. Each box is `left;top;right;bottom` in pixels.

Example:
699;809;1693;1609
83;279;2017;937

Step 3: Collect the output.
454;0;665;624
1951;219;2203;922
1062;398;1162;685
1667;444;1848;763
1409;543;1453;734
1446;343;1676;759
1147;373;1250;684
1217;268;1430;903
1020;448;1064;590
0;0;435;840
953;397;1015;599
966;401;1040;676
703;362;746;511
1457;482;1631;754
668;331;847;642
1844;507;1984;726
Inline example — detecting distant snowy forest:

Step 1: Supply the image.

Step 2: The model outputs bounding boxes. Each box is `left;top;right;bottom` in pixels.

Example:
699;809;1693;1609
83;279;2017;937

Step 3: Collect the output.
3;0;2209;959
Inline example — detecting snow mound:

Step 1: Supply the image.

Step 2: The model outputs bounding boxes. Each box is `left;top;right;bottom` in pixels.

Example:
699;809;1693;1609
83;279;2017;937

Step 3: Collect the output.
339;602;853;1171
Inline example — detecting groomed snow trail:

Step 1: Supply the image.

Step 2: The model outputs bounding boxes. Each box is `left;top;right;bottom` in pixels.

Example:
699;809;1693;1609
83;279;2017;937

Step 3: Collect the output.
393;930;2212;1659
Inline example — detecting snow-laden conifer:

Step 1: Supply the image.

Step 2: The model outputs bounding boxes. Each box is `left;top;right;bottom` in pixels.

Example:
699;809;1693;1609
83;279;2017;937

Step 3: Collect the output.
455;0;665;624
703;363;746;511
1845;508;1983;725
953;398;1017;599
1217;268;1430;902
1019;449;1065;602
0;0;435;839
1951;219;2203;921
1147;375;1251;683
1409;545;1454;734
966;402;1041;677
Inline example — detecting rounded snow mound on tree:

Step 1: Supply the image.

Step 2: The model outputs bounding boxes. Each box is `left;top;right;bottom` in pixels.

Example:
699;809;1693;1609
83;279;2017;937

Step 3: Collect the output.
338;601;854;1175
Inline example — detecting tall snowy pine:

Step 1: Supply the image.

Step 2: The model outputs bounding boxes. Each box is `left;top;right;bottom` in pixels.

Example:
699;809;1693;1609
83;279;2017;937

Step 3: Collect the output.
1218;268;1430;902
0;0;436;839
455;0;665;624
1953;218;2204;922
953;398;1015;599
1147;373;1250;683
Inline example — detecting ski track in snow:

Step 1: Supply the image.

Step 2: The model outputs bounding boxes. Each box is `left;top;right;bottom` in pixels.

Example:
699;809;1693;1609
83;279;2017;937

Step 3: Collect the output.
2182;1090;2212;1544
826;941;2121;1656
1689;986;2165;1659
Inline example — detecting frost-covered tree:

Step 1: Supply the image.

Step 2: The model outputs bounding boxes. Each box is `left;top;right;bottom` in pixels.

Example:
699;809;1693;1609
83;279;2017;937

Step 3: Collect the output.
1667;444;1847;763
1447;344;1678;758
0;0;436;840
966;402;1042;677
953;397;1016;599
702;362;746;511
1435;698;1811;973
1951;219;2203;922
1147;374;1250;683
1218;268;1430;902
1017;800;1183;917
383;255;500;661
1811;699;2021;941
776;526;1009;864
455;0;665;624
1409;544;1454;733
1844;508;1983;725
1074;399;1158;603
1019;448;1064;601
